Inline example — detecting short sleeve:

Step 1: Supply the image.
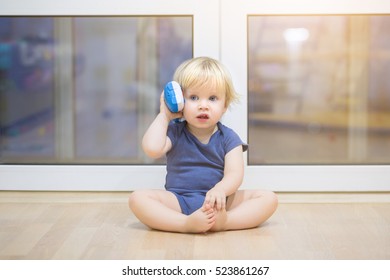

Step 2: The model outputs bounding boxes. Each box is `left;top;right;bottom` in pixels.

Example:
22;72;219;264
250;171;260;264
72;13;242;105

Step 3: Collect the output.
167;121;185;147
220;123;248;154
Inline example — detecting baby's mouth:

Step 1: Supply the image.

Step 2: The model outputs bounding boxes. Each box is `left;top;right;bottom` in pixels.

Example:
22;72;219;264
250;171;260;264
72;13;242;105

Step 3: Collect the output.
197;114;209;119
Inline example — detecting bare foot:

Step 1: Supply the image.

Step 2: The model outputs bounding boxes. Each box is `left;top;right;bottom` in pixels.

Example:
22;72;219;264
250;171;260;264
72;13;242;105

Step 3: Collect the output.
209;209;228;232
185;204;216;233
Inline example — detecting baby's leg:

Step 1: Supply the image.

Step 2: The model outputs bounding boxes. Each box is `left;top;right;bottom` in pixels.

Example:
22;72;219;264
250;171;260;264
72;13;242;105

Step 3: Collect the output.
210;190;278;231
129;190;215;233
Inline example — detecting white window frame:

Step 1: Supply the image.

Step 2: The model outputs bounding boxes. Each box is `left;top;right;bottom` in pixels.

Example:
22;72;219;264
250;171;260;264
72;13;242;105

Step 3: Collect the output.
221;0;390;192
1;0;389;191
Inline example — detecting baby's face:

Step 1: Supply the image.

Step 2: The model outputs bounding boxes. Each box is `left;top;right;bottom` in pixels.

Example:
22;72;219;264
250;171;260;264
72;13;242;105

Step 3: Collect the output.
182;83;227;130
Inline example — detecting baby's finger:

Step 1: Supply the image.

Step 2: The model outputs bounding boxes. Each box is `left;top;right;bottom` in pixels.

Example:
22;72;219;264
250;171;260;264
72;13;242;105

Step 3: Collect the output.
220;196;226;210
215;196;223;211
206;194;215;208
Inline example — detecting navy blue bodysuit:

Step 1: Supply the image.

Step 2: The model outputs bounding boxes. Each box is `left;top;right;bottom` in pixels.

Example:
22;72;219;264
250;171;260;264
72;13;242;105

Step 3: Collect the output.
165;121;247;215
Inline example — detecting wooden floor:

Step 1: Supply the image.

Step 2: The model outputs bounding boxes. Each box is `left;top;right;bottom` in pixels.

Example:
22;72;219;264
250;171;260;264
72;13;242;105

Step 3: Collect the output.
0;191;389;260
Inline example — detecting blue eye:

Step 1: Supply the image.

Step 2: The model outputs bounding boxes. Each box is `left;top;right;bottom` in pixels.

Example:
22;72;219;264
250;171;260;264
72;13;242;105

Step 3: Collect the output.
209;96;218;101
190;95;199;101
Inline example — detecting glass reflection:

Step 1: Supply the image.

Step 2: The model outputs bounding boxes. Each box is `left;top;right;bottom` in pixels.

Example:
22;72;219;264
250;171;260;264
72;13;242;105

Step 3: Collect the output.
0;16;192;164
248;15;390;164
0;17;55;161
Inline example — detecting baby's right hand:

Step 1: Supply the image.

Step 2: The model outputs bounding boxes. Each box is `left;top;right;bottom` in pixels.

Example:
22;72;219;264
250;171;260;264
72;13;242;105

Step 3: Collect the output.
159;92;183;121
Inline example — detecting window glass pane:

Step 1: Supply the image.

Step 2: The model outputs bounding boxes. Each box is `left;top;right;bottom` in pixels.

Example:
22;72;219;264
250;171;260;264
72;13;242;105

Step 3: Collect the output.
0;17;55;161
0;16;193;164
248;15;390;164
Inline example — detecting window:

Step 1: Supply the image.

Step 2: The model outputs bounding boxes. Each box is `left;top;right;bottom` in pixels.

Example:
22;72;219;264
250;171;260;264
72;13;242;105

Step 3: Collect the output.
2;0;389;191
0;16;193;164
248;15;390;164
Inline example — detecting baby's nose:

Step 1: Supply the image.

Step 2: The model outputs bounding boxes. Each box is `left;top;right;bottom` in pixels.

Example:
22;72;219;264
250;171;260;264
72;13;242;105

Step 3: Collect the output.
199;99;209;109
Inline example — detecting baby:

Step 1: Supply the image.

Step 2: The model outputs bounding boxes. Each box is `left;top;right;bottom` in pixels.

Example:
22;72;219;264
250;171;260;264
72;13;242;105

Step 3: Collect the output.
129;57;278;233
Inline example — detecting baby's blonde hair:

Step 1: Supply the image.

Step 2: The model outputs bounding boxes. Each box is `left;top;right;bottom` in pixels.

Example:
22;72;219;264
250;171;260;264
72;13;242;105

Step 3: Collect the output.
173;57;239;107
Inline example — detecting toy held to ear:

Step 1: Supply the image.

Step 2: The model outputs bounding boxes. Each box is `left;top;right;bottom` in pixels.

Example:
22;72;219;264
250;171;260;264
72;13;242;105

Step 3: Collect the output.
164;81;184;113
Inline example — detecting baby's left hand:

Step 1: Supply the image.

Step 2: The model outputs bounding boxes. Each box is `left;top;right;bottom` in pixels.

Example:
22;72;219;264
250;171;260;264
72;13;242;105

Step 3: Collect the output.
204;187;226;211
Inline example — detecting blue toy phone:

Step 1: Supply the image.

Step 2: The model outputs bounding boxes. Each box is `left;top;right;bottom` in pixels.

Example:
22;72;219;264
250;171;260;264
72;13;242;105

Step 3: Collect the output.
164;81;184;113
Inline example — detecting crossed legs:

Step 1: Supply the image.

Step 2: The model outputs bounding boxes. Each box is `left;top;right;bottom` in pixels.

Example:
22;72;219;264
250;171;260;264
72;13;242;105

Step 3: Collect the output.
128;189;278;233
128;190;216;233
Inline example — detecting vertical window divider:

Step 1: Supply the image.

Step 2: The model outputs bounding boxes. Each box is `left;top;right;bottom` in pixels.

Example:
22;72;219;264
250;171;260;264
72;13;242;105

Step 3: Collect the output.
54;17;75;162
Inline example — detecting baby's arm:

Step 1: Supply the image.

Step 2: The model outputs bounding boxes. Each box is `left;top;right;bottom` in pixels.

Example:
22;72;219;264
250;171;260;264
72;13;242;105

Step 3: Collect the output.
142;93;183;159
204;145;244;210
